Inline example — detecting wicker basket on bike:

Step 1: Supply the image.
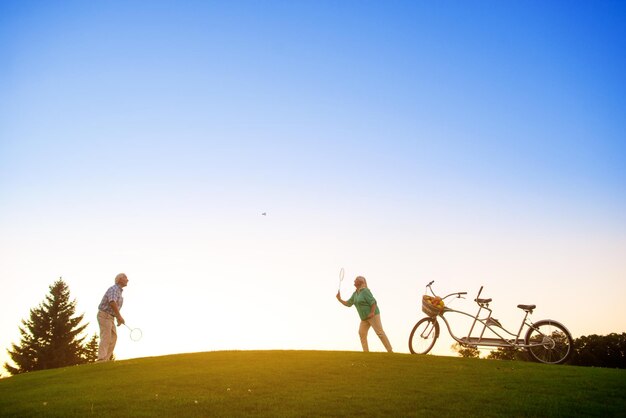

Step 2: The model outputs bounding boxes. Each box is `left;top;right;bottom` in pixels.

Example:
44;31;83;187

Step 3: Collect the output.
422;295;445;317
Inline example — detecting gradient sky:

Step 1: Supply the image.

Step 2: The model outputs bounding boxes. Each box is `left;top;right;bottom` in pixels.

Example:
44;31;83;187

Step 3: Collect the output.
1;1;625;373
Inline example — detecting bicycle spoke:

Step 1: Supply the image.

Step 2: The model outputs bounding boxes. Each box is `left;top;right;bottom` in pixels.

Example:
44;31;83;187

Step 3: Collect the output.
526;321;573;364
409;317;439;355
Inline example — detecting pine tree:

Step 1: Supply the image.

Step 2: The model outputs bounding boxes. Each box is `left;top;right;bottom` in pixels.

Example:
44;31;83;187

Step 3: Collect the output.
4;278;89;374
82;334;99;363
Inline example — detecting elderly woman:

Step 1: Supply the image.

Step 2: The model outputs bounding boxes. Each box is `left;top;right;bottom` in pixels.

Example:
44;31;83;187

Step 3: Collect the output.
336;276;393;352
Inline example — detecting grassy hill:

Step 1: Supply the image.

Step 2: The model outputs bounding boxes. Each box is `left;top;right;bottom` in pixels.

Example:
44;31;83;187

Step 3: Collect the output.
1;350;624;417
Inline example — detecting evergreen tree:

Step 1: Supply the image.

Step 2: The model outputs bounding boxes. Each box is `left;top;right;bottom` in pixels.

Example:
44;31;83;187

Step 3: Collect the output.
4;278;89;374
82;334;99;363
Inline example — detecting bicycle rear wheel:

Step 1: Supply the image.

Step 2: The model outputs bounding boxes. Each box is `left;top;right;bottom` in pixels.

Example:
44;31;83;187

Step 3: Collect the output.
525;319;573;364
409;317;439;355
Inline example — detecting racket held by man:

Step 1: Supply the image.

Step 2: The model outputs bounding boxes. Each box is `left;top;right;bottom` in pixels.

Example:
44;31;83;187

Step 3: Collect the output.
123;324;143;341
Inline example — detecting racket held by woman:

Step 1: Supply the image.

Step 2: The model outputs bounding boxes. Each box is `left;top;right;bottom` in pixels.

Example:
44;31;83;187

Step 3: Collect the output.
338;267;345;292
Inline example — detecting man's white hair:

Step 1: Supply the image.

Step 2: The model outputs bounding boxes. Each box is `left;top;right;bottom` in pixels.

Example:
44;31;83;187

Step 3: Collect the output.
115;273;127;284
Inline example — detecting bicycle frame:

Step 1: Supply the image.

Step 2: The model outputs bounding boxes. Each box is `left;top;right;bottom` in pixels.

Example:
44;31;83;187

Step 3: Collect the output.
438;306;534;349
428;285;545;350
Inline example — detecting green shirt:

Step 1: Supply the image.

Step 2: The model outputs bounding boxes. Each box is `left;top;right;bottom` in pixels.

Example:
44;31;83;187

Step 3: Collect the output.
347;288;380;320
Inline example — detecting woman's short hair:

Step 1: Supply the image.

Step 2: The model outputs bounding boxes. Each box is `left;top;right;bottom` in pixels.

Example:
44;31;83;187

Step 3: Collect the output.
115;273;127;284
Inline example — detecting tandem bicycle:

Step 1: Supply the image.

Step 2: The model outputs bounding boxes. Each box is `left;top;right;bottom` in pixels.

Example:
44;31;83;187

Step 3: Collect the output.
408;281;574;364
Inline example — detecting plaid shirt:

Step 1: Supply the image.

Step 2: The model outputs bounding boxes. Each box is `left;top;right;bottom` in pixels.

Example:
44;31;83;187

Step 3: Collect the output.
98;284;124;316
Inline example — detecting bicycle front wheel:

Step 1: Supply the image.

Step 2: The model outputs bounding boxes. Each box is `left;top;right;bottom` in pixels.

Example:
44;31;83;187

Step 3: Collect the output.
525;319;573;365
409;317;439;355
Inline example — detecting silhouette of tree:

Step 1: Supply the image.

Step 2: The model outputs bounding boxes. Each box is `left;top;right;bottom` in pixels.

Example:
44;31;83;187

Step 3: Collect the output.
82;334;99;363
486;346;526;361
4;278;89;374
451;343;480;358
571;333;626;368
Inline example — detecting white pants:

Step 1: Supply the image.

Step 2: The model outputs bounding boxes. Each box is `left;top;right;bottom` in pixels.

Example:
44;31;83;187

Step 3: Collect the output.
97;310;117;361
359;314;393;352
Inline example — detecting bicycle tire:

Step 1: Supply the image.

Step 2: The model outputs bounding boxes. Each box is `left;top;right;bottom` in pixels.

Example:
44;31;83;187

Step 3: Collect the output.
525;319;573;365
409;317;439;355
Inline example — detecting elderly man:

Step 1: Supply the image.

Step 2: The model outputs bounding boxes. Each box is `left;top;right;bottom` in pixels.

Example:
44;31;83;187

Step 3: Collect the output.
97;273;129;361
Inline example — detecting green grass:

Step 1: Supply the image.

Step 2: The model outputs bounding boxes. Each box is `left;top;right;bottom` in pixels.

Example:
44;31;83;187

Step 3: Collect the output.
1;351;625;417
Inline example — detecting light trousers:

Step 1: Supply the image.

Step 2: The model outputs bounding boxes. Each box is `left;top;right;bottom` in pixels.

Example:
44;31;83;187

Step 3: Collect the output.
97;310;118;361
359;314;393;352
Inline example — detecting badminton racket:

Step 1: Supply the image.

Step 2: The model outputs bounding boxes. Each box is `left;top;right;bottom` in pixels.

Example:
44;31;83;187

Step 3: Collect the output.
123;324;143;342
338;267;345;292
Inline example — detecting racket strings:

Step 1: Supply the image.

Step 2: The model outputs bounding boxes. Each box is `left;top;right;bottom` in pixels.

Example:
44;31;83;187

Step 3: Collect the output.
124;324;143;341
338;267;345;291
130;328;143;341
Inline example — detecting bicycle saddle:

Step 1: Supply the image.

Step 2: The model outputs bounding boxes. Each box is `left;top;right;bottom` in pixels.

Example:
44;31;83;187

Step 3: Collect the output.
517;304;536;311
475;298;492;304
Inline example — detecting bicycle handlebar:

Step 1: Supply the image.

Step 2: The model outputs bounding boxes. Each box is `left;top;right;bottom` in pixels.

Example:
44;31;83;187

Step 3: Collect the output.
426;281;467;297
425;281;488;304
442;291;467;300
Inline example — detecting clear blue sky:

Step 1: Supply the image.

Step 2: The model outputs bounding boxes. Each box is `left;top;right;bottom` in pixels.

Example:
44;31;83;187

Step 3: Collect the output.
1;1;625;370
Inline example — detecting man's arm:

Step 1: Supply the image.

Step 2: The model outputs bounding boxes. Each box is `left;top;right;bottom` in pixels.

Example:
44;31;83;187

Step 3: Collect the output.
109;301;125;326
